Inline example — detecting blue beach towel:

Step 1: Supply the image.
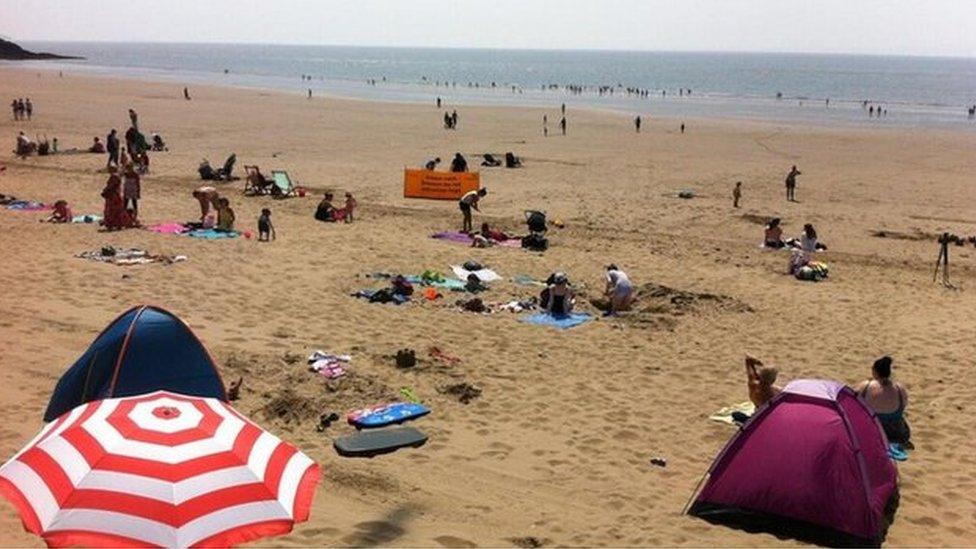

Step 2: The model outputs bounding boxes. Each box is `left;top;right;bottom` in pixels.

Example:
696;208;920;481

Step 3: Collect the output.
186;229;239;239
888;443;908;462
520;312;592;330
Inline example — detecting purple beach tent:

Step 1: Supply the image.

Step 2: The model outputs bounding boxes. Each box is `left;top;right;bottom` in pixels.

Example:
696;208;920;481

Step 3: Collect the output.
686;379;898;547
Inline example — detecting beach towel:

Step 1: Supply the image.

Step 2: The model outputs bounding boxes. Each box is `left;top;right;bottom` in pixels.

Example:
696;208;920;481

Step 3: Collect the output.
5;200;50;211
405;275;467;291
708;401;756;425
431;231;522;248
71;214;102;224
148;222;189;235
451;265;502;282
77;248;187;266
352;289;409;304
520;312;592;329
513;274;545;286
888;443;908;461
187;228;239;239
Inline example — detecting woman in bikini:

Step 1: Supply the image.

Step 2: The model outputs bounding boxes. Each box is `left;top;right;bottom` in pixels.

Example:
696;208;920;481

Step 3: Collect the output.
854;356;910;444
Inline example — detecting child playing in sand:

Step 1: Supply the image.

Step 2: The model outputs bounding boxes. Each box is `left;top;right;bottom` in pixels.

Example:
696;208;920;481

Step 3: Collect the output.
258;208;275;241
344;192;357;223
733;181;742;208
45;200;72;223
216;198;235;231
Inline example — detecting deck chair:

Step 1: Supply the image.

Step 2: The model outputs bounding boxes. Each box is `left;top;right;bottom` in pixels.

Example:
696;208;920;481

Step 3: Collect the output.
243;165;272;195
216;154;237;181
270;170;299;198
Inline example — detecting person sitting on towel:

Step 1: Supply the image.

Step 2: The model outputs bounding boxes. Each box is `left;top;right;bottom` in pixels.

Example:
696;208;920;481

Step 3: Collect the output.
45;200;72;223
216;197;236;231
764;218;784;248
854;356;911;445
425;157;441;170
745;355;781;408
151;133;167;151
450;152;468;173
505;152;522;168
543;272;575;315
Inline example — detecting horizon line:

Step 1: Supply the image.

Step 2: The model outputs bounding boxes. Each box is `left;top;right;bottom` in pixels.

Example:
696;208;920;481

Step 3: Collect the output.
10;38;976;60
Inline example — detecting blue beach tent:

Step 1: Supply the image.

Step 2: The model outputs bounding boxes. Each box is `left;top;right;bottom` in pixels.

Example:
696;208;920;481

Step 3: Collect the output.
43;305;227;422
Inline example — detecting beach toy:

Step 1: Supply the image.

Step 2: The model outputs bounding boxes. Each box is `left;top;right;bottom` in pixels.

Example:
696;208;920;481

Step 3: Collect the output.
347;402;431;429
334;426;428;458
244;230;253;239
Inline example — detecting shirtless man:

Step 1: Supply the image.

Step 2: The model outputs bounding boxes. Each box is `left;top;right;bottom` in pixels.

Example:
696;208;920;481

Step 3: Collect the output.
192;186;220;221
745;356;781;408
785;165;801;202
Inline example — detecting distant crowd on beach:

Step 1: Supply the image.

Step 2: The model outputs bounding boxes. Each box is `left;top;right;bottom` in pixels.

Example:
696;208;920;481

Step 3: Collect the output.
9;98;33;121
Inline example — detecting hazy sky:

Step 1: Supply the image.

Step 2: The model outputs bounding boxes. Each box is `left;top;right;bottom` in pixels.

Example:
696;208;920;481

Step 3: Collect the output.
2;0;974;57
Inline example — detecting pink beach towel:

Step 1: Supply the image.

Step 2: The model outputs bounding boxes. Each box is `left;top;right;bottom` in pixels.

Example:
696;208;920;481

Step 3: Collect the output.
147;222;189;235
431;231;523;248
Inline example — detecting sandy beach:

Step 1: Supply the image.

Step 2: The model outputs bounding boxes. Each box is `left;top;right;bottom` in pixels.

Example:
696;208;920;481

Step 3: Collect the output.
1;66;975;547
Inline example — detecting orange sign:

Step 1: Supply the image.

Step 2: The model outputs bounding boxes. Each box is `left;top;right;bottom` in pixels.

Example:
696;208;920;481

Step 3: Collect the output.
403;169;480;200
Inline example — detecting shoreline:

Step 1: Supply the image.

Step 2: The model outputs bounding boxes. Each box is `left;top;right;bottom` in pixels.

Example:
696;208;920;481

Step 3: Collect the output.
5;57;975;132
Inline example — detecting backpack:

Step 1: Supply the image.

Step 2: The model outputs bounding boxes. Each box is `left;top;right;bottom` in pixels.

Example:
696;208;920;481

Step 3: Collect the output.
525;210;547;233
521;233;549;251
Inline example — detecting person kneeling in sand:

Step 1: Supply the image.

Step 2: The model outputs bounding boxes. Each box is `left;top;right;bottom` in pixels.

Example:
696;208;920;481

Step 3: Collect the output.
315;192;337;222
854;356;911;445
541;272;575;316
604;264;634;316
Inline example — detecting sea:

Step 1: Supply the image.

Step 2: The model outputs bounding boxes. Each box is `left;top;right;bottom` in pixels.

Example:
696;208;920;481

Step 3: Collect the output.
8;42;976;128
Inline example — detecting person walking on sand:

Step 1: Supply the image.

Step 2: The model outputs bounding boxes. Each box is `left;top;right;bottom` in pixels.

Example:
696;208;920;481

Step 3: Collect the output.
733;181;742;208
184;87;191;100
123;163;141;221
543;114;548;137
561;102;565;115
680;122;685;134
10;99;18;121
106;129;120;168
25;99;32;121
635;116;641;133
459;188;487;233
258;208;275;241
559;116;567;135
128;108;138;130
785;165;801;202
451;109;459;129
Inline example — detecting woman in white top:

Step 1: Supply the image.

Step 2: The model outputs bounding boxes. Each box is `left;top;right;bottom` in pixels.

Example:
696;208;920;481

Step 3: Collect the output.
604;264;634;316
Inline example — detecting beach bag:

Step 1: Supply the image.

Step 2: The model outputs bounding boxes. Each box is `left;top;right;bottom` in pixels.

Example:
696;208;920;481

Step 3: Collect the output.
463;260;483;271
521;233;549;251
525;210;547;233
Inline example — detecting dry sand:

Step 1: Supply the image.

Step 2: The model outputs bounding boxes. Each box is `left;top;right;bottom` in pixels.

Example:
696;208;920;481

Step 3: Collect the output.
1;67;975;547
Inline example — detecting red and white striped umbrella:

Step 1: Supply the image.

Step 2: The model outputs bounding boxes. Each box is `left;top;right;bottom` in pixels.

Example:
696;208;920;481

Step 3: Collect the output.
0;391;320;548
